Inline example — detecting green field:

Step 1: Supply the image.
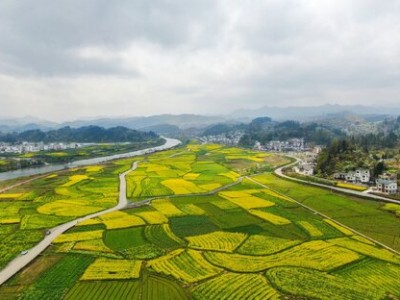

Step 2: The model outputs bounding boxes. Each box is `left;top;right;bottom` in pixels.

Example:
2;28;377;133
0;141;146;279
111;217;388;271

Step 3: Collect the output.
0;144;399;299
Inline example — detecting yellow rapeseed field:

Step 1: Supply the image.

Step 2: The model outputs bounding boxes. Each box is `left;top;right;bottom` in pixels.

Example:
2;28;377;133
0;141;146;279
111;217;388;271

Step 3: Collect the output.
37;200;102;217
54;230;104;243
148;249;222;283
248;209;291;225
0;193;23;199
73;239;113;253
152;199;185;217
324;219;353;235
186;231;248;252
62;175;90;187
161;179;203;194
135;211;169;224
98;211;145;229
298;221;324;237
81;258;142;280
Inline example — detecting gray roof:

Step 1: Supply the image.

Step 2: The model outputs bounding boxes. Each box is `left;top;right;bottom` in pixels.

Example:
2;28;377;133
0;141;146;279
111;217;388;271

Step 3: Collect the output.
376;179;397;185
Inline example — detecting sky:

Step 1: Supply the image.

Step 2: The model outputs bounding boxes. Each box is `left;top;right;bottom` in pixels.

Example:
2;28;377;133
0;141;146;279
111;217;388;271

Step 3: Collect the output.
0;0;399;121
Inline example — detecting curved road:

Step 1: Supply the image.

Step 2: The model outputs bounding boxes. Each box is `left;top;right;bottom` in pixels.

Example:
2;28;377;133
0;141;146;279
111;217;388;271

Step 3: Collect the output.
275;158;400;205
0;138;181;286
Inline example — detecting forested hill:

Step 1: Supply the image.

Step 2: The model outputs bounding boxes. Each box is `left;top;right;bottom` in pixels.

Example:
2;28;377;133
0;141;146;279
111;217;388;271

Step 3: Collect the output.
0;126;160;143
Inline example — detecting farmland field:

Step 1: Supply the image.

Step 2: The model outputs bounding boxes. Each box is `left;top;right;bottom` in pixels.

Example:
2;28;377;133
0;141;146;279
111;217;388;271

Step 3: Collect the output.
0;143;399;299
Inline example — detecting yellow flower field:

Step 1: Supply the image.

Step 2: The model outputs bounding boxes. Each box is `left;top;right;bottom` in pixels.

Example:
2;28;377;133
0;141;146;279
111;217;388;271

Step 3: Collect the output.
0;193;23;199
186;231;247;252
298;221;324;237
248;209;291;225
219;190;275;209
205;240;362;272
180;204;206;215
152;199;185;217
98;211;145;229
135;211;169;224
54;230;104;243
37;200;103;217
81;258;142;280
73;239;113;253
324;219;353;235
161;179;204;194
86;166;104;173
62;175;90;187
148;249;222;283
183;173;201;180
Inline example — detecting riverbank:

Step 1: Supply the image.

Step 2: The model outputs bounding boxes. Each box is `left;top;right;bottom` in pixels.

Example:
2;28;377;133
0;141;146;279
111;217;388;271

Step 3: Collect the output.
0;137;181;182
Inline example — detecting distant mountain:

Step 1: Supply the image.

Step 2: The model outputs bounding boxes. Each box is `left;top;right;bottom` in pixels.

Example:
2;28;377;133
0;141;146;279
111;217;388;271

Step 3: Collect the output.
62;114;231;130
0;126;159;143
0;116;58;132
138;124;181;136
232;104;400;121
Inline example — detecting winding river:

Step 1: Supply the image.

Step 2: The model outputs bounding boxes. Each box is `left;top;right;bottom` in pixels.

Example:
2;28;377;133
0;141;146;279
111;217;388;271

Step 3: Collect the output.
0;137;181;181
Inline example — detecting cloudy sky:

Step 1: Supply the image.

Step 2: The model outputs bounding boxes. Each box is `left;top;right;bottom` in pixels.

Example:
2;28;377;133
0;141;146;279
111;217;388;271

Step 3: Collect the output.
0;0;399;121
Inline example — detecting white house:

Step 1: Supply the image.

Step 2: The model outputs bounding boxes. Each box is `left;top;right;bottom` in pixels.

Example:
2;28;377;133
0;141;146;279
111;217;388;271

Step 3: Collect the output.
376;179;398;194
355;169;370;183
344;169;370;183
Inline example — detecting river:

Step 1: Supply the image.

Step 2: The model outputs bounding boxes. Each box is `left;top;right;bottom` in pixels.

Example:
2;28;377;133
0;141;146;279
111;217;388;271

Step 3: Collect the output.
0;137;181;182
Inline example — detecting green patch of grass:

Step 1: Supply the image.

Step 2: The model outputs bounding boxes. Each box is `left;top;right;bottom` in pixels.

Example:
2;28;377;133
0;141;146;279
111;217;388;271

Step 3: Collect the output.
104;227;147;251
169;215;219;238
20;255;94;300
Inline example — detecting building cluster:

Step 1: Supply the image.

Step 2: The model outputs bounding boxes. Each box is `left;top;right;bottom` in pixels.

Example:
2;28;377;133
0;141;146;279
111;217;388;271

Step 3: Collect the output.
334;170;398;194
0;142;86;154
255;138;306;152
200;132;244;146
334;169;371;184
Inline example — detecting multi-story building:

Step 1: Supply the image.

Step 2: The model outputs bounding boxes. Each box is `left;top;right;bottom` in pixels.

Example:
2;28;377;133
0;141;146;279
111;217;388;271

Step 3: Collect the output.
376;179;398;194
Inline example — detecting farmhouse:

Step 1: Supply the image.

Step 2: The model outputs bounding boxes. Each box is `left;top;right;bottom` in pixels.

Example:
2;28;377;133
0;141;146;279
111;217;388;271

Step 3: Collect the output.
376;179;398;194
338;169;370;184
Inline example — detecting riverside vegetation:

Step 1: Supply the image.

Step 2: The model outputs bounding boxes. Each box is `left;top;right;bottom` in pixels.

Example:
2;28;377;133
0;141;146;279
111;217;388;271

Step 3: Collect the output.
0;144;399;299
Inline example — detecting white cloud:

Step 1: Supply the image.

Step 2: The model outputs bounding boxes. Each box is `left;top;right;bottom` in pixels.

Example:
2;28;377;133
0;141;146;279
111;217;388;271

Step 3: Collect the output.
0;0;399;121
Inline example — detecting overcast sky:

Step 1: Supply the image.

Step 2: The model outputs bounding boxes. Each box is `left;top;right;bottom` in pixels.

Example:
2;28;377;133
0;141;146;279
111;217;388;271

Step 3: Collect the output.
0;0;399;121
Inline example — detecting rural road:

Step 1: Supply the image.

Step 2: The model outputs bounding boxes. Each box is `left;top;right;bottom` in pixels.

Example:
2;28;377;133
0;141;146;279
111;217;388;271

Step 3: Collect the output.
0;138;181;286
274;158;400;205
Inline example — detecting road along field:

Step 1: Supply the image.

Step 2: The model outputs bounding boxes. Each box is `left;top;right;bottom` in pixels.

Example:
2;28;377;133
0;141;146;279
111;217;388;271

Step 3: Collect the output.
0;144;399;300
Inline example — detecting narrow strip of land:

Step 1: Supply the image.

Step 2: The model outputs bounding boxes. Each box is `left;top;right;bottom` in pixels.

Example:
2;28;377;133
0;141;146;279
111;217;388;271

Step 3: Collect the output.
275;159;400;205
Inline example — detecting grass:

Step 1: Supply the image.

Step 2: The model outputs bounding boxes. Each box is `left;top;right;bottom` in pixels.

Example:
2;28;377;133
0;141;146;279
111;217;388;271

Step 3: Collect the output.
20;255;94;300
103;227;147;251
64;281;141;300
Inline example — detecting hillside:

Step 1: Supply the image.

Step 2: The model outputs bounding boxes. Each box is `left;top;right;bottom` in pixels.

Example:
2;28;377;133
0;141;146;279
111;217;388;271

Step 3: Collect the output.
0;126;159;143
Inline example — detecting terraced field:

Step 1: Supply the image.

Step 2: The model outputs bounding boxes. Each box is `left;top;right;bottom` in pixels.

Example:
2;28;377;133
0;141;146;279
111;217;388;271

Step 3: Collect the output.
1;144;399;299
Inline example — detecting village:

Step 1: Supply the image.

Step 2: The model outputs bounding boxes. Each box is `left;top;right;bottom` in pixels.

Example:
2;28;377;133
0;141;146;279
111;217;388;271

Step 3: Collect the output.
253;137;399;196
0;142;88;154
